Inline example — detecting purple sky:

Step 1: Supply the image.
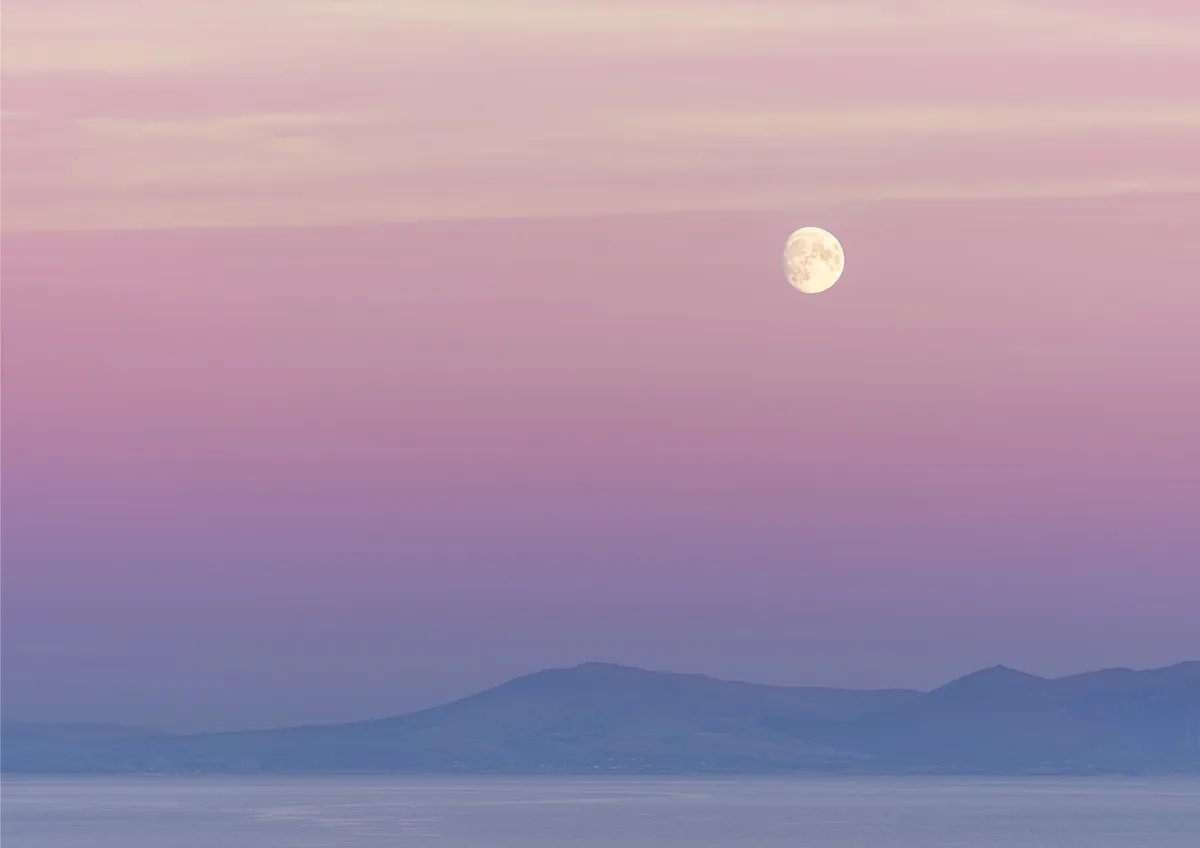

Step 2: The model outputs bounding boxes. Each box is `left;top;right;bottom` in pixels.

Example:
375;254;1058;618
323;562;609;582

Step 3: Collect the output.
3;0;1199;731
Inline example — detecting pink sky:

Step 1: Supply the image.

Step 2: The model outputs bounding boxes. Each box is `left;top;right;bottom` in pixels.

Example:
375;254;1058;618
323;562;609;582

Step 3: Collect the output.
3;0;1199;730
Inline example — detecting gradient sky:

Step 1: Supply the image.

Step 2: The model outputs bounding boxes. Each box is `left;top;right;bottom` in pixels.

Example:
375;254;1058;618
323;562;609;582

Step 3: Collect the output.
3;0;1199;732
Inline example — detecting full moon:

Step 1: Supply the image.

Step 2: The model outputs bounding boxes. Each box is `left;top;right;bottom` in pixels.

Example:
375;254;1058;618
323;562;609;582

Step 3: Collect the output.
783;227;844;294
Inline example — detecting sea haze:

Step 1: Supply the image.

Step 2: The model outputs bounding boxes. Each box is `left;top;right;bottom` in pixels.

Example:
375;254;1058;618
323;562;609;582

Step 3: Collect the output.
4;661;1198;775
3;776;1199;848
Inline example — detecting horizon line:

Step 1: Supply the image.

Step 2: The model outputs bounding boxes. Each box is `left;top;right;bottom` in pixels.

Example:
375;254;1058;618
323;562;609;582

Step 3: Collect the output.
4;658;1195;736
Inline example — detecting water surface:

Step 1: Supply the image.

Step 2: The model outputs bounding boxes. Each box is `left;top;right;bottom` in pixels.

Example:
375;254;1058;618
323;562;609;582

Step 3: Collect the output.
4;776;1198;847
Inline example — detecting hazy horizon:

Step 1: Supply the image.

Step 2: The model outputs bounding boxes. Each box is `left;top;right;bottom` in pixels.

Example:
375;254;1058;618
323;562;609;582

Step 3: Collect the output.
3;654;1196;735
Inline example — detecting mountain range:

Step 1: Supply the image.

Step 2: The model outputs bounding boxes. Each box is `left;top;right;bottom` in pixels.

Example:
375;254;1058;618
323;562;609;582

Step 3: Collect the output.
4;661;1198;774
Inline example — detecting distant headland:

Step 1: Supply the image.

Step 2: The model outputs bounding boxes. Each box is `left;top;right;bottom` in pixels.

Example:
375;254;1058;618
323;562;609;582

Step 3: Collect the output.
4;661;1198;775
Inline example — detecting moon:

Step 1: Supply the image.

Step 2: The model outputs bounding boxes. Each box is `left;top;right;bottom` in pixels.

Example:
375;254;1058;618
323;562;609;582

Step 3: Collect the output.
783;227;844;294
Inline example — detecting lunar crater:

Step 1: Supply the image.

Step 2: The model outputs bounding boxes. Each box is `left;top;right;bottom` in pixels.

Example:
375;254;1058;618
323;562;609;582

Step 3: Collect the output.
784;227;844;294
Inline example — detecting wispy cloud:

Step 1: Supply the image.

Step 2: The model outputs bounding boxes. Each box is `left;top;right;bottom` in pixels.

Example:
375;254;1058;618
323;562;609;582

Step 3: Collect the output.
5;0;1199;76
7;100;1198;231
602;105;1200;144
3;0;1198;230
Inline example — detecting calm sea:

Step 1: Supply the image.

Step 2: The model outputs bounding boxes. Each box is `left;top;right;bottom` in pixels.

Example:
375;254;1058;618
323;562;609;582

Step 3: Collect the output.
3;776;1198;847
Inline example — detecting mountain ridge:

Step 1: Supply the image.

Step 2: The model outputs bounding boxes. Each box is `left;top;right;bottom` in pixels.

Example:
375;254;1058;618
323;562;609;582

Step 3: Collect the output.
4;661;1197;775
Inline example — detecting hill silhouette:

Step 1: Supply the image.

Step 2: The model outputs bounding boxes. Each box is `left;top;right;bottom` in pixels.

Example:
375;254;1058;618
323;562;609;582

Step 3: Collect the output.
4;661;1197;774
